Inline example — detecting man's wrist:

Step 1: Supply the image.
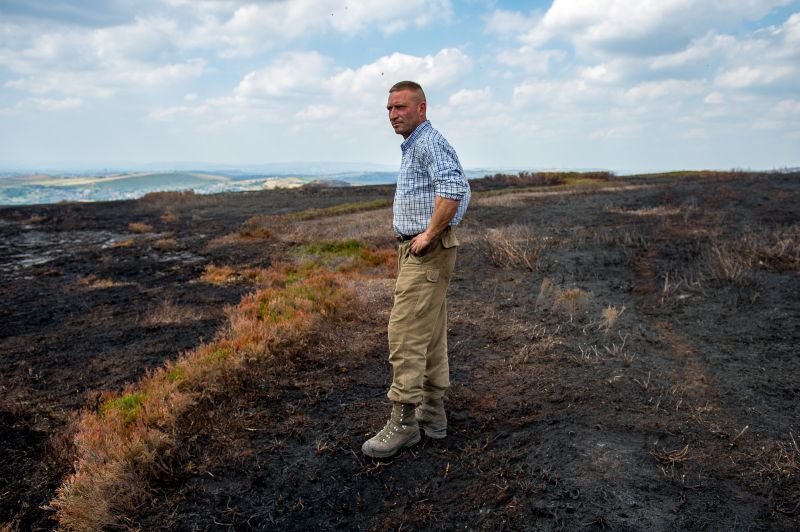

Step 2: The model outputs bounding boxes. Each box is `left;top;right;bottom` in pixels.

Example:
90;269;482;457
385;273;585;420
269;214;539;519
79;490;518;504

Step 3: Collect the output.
421;228;439;240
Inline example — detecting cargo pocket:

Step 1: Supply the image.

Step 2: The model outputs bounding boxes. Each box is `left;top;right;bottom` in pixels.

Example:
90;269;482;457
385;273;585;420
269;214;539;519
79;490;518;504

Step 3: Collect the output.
413;268;440;316
441;228;459;249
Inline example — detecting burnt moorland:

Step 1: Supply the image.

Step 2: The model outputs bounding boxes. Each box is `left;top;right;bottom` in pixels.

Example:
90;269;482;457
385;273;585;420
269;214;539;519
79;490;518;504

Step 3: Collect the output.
1;172;798;530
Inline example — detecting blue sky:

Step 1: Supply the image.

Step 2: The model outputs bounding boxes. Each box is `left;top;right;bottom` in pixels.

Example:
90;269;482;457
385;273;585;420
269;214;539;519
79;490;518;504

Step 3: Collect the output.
1;0;798;173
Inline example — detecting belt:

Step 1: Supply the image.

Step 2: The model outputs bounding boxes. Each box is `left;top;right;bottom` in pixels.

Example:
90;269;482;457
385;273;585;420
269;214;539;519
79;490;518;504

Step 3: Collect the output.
396;233;419;242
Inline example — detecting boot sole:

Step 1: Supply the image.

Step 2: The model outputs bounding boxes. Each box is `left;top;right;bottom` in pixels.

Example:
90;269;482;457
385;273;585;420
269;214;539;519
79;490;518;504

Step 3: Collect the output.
362;431;421;458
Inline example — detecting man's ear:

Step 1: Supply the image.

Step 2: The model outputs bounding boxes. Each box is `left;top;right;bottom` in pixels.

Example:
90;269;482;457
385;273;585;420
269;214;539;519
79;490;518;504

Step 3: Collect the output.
419;100;427;117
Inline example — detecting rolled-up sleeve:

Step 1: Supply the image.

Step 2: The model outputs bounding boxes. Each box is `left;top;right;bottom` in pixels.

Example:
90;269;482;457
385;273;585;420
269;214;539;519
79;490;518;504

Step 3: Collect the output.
427;137;468;201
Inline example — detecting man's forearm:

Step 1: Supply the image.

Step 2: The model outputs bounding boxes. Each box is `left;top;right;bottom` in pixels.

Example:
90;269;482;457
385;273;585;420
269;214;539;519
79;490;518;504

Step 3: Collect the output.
423;196;460;239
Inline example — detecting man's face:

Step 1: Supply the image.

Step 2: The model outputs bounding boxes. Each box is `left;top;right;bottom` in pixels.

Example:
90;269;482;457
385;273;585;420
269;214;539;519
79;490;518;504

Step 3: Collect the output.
387;89;426;139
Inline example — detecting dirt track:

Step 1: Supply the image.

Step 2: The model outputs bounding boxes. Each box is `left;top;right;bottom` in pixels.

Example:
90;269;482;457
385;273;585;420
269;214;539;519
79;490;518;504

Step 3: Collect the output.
1;174;798;530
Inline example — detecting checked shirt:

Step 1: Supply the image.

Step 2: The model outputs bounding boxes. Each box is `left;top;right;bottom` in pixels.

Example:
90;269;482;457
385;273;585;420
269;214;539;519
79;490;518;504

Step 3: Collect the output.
393;121;471;237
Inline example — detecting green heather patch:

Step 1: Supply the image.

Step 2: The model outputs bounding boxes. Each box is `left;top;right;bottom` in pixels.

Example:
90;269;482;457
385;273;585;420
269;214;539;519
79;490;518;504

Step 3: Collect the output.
101;392;145;424
281;262;324;284
259;302;296;323
289;199;392;220
201;347;231;364
167;367;185;383
302;239;364;256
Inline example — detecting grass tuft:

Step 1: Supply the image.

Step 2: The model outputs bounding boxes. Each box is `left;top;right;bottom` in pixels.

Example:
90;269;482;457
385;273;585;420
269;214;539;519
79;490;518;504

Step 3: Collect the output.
100;393;145;424
128;222;153;233
483;224;551;271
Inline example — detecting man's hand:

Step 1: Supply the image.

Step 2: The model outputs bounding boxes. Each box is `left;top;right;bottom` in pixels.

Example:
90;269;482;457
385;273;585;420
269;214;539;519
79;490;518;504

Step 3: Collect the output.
409;196;460;256
410;232;434;255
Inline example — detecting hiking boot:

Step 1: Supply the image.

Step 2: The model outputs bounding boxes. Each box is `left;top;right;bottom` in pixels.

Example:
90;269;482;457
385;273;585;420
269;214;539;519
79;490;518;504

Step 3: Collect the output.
362;402;420;458
416;397;447;439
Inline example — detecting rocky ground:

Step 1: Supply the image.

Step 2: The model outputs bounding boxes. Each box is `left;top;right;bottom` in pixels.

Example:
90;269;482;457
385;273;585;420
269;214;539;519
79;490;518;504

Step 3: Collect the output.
1;173;798;530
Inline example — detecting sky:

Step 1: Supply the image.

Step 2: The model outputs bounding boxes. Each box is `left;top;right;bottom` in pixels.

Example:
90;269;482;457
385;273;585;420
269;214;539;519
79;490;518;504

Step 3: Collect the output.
1;0;799;173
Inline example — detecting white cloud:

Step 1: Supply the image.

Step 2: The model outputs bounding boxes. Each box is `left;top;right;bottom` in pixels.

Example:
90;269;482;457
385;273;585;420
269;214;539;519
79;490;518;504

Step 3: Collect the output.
2;0;798;170
151;48;471;129
235;52;331;98
755;98;800;129
5;58;205;97
186;0;454;57
485;9;540;36
296;104;336;121
521;0;796;55
590;124;641;140
0;95;84;114
716;65;795;88
497;46;566;75
624;79;705;102
772;98;800;116
448;88;491;107
512;79;598;107
704;91;725;104
30;97;84;110
0;16;204;99
328;48;472;96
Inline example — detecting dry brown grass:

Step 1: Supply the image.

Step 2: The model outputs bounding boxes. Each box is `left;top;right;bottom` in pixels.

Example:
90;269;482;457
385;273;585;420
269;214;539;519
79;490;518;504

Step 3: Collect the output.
160;211;180;224
555;288;590;320
51;240;396;529
153;237;179;250
536;278;591;321
140;299;202;327
742;224;800;272
600;305;625;333
239;216;274;240
200;264;288;286
76;275;127;290
706;243;753;285
111;238;135;248
705;224;799;285
483;224;552;271
138;190;215;209
201;264;239;285
128;222;153;234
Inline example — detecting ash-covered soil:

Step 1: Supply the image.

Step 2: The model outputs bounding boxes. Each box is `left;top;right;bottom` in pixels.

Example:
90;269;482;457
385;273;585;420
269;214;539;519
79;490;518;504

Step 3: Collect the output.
1;175;798;530
0;185;393;529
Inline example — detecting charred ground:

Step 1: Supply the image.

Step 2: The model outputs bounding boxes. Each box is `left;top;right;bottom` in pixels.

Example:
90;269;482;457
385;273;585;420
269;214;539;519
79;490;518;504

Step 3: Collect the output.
1;173;798;530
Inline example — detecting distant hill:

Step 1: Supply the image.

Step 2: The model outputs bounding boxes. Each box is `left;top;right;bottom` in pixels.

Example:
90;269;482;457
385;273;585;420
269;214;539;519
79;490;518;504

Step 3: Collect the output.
0;170;397;205
0;168;524;205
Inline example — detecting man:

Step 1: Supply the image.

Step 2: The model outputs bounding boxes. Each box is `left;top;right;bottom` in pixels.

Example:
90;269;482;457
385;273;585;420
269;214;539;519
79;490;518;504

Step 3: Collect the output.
362;81;471;458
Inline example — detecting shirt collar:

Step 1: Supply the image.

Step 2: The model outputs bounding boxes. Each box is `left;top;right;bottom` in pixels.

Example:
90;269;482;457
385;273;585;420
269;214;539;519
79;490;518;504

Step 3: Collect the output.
401;120;431;152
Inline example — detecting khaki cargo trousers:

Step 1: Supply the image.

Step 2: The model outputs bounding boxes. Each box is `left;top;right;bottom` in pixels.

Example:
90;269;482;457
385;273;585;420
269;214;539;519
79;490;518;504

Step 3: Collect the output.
387;226;458;405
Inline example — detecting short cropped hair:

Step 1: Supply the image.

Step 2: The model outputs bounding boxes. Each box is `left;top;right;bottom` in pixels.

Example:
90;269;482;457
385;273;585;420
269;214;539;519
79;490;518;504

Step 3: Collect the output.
389;81;426;102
